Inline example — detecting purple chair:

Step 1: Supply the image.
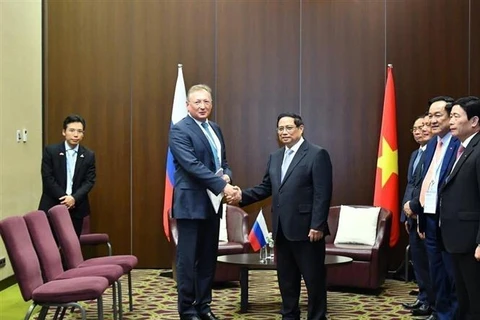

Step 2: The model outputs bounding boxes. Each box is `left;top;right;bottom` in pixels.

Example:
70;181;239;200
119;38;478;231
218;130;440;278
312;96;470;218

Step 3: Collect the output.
0;216;109;320
24;210;124;320
80;215;112;256
48;205;138;311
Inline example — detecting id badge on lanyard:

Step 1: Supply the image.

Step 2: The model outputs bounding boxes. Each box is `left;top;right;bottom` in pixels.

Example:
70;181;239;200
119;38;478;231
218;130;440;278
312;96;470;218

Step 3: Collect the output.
424;156;442;214
424;180;437;214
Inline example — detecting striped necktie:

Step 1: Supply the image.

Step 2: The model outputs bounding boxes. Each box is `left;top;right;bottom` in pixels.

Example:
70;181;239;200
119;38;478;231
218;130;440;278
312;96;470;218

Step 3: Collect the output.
201;122;221;171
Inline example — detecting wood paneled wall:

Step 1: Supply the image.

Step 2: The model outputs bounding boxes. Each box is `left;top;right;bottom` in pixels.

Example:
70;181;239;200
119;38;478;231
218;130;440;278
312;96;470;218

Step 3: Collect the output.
44;0;479;268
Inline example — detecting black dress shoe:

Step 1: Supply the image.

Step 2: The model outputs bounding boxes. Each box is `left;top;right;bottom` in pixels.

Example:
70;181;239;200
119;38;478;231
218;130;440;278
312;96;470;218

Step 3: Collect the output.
199;311;219;320
411;304;432;316
180;315;201;320
402;299;423;309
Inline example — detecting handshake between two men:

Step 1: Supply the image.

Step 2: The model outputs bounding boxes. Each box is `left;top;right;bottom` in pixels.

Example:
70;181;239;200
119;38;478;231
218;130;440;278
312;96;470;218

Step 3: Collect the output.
223;183;242;205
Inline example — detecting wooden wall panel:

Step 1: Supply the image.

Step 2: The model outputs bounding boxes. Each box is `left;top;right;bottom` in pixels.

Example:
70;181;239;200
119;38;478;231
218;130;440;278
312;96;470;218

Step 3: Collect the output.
472;0;480;96
302;0;385;206
216;1;300;223
44;1;132;254
131;1;215;267
387;0;470;211
44;0;478;267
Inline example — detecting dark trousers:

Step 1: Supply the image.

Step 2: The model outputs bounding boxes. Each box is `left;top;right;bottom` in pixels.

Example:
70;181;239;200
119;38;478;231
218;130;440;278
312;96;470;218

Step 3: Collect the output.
276;225;326;320
451;252;480;320
425;215;457;320
408;218;435;306
175;216;220;317
71;216;84;238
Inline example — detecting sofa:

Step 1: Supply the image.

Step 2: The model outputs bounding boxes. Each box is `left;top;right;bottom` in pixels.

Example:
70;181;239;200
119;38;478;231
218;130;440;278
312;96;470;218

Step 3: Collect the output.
169;205;250;283
325;205;392;290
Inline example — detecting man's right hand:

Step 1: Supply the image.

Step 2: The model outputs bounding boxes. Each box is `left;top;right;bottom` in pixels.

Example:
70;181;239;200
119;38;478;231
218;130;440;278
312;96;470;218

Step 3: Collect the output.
403;201;414;218
417;224;425;240
224;184;241;204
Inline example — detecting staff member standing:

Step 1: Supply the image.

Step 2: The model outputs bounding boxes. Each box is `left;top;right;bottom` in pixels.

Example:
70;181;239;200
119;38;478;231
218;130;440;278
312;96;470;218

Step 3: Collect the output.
38;114;96;237
439;96;480;320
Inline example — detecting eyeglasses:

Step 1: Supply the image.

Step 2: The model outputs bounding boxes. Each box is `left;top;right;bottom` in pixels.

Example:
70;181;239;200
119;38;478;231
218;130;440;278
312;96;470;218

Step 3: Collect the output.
190;100;212;107
277;126;297;133
410;127;422;133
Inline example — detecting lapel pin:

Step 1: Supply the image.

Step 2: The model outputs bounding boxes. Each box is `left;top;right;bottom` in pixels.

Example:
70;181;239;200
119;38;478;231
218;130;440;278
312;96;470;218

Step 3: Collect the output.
59;152;64;156
80;154;85;158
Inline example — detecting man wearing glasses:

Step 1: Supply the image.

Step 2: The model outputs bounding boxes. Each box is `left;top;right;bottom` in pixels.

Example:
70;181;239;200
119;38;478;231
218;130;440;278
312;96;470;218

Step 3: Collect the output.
38;114;96;237
230;113;333;320
169;84;239;320
401;114;434;317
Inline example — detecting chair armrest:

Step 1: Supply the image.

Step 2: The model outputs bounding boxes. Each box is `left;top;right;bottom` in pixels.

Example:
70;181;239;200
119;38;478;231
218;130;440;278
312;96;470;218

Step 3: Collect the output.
79;233;109;245
79;233;112;256
370;209;392;281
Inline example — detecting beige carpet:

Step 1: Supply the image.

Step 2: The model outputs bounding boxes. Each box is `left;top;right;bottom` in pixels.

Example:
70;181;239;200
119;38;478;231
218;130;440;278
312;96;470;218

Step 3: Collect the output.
1;269;417;319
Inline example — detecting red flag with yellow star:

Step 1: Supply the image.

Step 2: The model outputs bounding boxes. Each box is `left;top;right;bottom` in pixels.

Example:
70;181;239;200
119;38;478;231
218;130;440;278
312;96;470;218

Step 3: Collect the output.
374;65;399;247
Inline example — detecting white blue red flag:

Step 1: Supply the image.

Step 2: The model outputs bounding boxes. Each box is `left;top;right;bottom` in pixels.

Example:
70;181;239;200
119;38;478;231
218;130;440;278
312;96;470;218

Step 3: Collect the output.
163;64;187;241
248;209;269;251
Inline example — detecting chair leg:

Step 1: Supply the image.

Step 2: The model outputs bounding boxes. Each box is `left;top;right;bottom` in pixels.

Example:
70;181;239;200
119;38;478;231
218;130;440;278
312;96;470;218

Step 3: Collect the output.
97;296;104;320
78;304;86;320
24;303;38;320
117;280;123;319
112;282;117;320
37;306;49;320
128;271;133;311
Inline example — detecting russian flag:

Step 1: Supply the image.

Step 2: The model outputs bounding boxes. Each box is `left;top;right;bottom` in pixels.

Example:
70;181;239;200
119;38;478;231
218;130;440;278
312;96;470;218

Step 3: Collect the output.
248;210;269;251
163;64;187;241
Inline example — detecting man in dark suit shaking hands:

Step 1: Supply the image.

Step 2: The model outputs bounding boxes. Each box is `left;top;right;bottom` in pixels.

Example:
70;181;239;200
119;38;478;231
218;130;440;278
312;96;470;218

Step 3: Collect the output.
233;113;333;320
38;114;96;237
169;84;239;320
439;96;480;319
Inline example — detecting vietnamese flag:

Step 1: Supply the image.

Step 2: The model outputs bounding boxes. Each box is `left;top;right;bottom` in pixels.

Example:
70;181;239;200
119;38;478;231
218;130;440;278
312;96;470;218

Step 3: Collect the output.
374;65;399;247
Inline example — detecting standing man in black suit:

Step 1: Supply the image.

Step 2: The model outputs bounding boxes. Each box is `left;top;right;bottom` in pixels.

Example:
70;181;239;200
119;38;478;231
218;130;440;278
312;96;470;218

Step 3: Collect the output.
39;114;96;237
169;84;239;320
401;114;435;316
439;96;480;320
232;113;333;320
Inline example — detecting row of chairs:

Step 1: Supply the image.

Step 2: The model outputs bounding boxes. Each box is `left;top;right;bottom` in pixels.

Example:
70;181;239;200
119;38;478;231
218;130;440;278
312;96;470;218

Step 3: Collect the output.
0;205;138;320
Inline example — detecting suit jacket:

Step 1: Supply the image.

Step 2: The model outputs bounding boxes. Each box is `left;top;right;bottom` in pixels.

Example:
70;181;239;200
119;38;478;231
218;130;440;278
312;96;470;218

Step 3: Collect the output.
241;140;333;241
409;135;460;233
38;142;96;218
401;148;424;223
169;116;232;219
439;133;480;254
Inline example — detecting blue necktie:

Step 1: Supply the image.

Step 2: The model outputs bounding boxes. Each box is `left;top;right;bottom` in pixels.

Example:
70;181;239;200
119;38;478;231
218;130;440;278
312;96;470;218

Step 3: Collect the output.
66;149;77;195
281;149;295;182
201;122;221;171
412;149;423;176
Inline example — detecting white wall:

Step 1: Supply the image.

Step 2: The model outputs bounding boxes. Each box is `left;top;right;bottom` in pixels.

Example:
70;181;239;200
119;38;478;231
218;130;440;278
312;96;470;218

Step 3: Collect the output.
0;0;42;281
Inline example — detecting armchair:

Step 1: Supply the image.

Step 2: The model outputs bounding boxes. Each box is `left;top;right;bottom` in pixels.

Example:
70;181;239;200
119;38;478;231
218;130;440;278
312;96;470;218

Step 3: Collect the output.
325;205;392;290
169;205;250;283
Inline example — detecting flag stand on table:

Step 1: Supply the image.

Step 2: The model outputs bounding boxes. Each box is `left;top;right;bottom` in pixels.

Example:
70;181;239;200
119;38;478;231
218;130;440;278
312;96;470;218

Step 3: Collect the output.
163;64;187;241
374;64;399;247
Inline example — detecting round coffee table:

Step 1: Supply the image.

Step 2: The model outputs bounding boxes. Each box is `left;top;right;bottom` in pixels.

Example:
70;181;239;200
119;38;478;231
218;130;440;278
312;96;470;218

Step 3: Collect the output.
217;253;352;312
